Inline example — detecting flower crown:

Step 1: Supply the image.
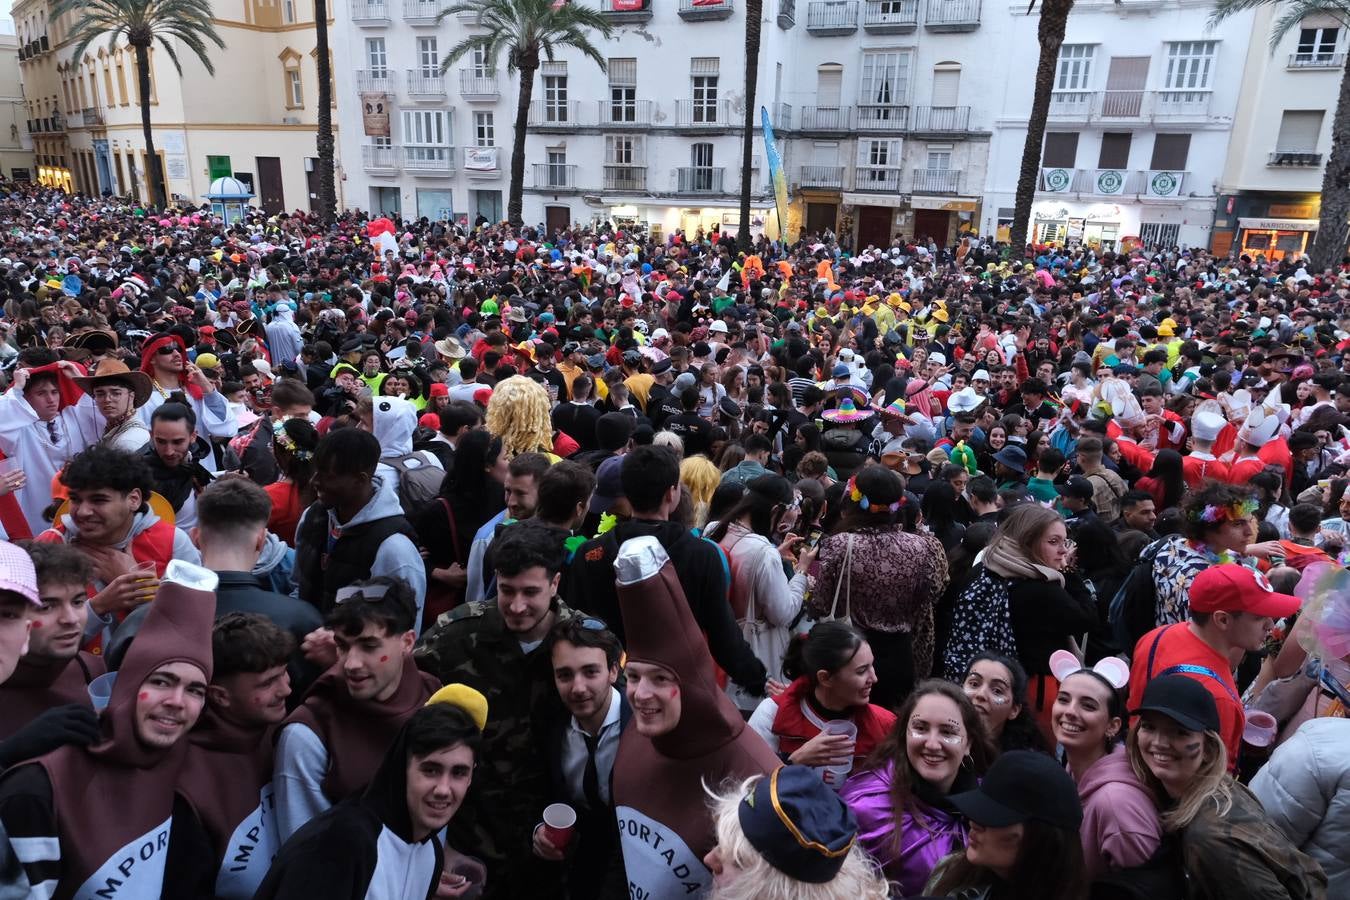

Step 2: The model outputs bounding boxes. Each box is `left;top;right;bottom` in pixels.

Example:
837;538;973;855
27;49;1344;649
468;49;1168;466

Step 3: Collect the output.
272;420;312;460
1189;498;1258;525
847;475;904;514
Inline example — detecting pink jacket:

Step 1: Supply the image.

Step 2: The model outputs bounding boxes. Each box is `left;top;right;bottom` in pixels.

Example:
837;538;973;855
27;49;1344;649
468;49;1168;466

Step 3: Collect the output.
1074;744;1163;879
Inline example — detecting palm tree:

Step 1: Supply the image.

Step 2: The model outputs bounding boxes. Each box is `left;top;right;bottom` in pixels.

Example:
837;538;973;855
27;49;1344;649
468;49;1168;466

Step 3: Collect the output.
314;0;336;221
738;0;763;251
1008;0;1076;258
439;0;614;228
1212;0;1350;270
51;0;224;209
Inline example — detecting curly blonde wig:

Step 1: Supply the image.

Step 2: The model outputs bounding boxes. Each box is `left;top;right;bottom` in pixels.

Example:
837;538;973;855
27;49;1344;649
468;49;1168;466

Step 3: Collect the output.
486;375;554;458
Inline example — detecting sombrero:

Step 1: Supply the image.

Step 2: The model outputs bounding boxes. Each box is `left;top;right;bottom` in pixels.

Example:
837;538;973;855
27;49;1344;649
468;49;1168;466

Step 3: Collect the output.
72;359;153;408
877;398;908;419
822;397;872;424
834;384;870;409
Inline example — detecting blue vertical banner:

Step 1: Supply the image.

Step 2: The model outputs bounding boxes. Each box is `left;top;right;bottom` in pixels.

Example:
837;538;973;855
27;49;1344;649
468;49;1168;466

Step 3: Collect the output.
761;106;789;239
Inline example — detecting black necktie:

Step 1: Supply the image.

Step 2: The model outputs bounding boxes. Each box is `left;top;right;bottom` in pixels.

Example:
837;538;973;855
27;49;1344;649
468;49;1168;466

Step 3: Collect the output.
582;732;604;811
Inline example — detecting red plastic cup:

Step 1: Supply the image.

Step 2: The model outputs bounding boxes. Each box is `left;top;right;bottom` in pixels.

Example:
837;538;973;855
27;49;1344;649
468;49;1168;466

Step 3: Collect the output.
541;803;576;849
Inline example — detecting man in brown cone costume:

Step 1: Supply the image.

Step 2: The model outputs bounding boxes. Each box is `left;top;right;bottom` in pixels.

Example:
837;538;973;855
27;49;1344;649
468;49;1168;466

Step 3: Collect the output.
611;536;780;899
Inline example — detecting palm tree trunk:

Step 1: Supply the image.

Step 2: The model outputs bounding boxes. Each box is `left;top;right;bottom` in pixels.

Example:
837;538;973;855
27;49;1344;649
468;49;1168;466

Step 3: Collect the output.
738;0;763;252
1008;0;1074;259
314;0;337;222
508;62;536;228
133;43;166;209
1311;60;1350;271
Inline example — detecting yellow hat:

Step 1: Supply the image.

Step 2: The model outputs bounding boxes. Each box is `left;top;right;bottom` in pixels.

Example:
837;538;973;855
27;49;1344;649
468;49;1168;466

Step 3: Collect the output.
194;352;220;370
898;301;912;313
932;308;949;323
886;293;903;307
815;306;830;319
1158;317;1177;337
426;683;489;732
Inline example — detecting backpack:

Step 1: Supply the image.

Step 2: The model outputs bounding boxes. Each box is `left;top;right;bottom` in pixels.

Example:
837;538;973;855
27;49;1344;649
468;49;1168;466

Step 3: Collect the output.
941;565;1018;681
1108;537;1166;656
384;452;444;516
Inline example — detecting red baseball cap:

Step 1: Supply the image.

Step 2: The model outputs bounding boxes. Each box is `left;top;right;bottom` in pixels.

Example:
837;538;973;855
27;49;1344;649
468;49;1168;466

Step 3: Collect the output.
1189;564;1300;618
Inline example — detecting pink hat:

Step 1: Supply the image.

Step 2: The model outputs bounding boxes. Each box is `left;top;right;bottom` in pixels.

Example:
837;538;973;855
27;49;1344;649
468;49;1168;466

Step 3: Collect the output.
0;541;40;605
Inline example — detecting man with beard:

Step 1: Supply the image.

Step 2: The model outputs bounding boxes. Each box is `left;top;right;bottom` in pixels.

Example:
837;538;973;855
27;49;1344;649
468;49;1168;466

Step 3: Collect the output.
136;333;237;471
141;402;214;530
71;358;151;452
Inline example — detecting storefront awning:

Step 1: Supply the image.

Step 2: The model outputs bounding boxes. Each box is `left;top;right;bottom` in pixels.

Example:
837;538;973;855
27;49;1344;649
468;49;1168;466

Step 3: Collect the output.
911;196;979;212
1237;217;1320;231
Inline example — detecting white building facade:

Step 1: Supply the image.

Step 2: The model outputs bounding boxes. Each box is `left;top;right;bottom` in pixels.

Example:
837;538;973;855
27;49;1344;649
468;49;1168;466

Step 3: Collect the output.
983;0;1255;251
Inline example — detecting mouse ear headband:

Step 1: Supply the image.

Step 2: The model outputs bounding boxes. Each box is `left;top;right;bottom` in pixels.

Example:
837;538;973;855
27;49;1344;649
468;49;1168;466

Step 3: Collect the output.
1049;649;1129;689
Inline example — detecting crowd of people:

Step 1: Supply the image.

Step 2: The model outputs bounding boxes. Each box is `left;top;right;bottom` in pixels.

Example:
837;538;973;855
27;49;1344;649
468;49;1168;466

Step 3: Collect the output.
0;180;1346;899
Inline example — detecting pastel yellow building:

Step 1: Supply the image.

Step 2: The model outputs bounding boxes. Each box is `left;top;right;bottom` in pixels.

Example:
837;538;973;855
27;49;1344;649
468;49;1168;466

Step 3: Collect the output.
0;31;36;182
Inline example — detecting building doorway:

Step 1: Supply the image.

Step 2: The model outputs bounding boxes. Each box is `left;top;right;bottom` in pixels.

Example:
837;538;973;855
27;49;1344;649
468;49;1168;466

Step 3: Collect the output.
256;157;284;213
545;204;570;235
805;201;837;237
857;205;893;247
913;209;951;244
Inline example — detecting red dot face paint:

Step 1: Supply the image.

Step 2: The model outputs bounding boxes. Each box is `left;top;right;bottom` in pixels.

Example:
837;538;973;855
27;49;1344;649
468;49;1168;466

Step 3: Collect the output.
139;692;149;701
669;686;679;699
379;655;389;663
30;620;42;627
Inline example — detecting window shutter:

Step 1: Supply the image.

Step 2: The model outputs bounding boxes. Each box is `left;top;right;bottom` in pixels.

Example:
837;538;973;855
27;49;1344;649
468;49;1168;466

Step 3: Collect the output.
1276;111;1323;152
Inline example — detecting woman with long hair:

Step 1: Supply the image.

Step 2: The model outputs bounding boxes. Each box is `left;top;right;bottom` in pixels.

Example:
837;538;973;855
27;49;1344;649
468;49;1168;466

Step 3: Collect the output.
706;475;810;711
808;466;949;708
1137;449;1186;511
925;750;1088;900
265;417;319;545
920;481;965;553
977;423;1009;476
960;652;1049;755
748;622;896;777
1127;676;1327;899
680;455;722;529
840;680;993;897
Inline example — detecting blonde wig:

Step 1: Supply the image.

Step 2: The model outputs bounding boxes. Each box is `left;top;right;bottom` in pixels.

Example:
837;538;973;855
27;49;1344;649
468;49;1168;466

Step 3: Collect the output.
705;775;891;900
486;375;554;458
1127;721;1232;831
681;455;722;528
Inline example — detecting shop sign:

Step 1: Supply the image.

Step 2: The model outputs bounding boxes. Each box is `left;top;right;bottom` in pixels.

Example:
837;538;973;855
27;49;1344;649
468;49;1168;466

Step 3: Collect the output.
1268;203;1314;218
1237;217;1319;232
1041;167;1073;193
1146;170;1183;198
910;196;977;211
1067;217;1085;241
841;192;904;208
1094;169;1127;196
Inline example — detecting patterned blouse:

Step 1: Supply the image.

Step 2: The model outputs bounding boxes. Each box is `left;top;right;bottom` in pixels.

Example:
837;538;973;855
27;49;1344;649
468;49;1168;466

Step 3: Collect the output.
1150;534;1255;625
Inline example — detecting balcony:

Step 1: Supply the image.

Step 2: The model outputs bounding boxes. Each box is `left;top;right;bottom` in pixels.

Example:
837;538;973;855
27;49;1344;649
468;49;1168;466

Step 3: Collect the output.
771;102;793;129
778;0;796;27
80;107;105;127
532;163;578;190
528;100;586;129
355;69;398;93
799;165;845;188
806;1;858;33
674;99;730;128
912;168;962;193
1153;90;1211;120
675;166;726;193
1048;89;1212;122
678;0;734;19
1288;52;1345;69
363;145;400;173
863;0;917;31
799;105;852;131
406;72;446;99
911;105;970;132
598;99;655;127
459;70;499;100
853;167;903;192
1038;168;1178;196
40;36;48;51
604;165;648;191
925;0;978;29
404;146;455;174
349;0;392;24
856;104;908;131
1269;151;1323;167
600;0;654;22
403;0;444;23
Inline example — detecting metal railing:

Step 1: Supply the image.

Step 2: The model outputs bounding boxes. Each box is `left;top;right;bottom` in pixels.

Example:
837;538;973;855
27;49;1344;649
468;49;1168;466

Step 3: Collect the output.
598;99;655;126
533;163;578;188
528;100;584;127
1049;89;1212;121
1154;90;1211;118
350;0;392;19
799;165;844;188
853;167;902;192
363;145;399;170
856;104;908;130
679;0;734;16
806;1;858;29
924;0;979;25
912;168;961;193
674;99;730;127
404;147;455;172
778;0;796;25
771;102;793;129
863;0;917;27
604;165;648;190
600;0;653;14
675;166;726;193
1288;52;1344;68
406;72;446;95
911;105;970;131
355;69;398;92
459;70;499;96
799;105;851;130
80;108;105;126
1268;151;1322;167
403;0;444;20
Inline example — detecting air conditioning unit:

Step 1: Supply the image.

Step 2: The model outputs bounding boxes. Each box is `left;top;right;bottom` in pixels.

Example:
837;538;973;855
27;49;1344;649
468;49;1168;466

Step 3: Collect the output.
282;116;301;125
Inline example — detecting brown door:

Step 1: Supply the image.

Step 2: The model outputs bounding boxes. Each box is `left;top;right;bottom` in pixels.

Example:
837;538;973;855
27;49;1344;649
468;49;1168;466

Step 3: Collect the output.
305;159;320;213
545;205;570;236
805;202;837;237
913;209;951;244
256;156;284;214
857;205;892;247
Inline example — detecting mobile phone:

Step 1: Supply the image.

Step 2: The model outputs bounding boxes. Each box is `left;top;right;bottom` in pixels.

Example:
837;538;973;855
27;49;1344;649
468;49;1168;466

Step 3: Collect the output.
805;528;824;551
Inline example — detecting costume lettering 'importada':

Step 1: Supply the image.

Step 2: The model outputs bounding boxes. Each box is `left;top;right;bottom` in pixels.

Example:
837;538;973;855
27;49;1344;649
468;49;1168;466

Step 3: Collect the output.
610;536;780;900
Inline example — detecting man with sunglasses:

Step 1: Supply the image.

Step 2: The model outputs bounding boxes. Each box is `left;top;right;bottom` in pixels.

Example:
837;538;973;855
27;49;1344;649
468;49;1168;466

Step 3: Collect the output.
136;333;237;472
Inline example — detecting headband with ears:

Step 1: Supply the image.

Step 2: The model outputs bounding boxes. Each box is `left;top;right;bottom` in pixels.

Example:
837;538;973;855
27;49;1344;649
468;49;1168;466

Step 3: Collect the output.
1049;650;1129;690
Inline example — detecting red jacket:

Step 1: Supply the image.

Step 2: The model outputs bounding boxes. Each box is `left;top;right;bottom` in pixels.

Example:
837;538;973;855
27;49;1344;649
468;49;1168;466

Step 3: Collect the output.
769;677;896;764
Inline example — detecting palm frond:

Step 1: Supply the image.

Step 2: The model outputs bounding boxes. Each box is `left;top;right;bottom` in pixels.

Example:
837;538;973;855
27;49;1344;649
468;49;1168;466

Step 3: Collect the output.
1266;0;1350;48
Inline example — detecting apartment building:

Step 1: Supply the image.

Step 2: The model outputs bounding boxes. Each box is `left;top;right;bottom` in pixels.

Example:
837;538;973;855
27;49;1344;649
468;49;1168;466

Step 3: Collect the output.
0;30;36;182
1214;4;1342;260
13;0;70;190
984;0;1255;250
333;0;1002;245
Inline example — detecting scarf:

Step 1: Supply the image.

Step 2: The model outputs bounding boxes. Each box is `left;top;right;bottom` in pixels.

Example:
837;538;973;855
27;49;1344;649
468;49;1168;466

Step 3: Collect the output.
138;442;213;512
982;533;1064;585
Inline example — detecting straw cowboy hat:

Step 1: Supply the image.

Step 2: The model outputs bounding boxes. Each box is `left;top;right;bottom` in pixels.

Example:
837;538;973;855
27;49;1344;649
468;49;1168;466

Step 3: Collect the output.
73;359;153;408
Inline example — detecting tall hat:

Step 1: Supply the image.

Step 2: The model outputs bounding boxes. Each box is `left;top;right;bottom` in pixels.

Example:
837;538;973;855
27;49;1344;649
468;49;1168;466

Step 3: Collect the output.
1191;408;1226;442
1237;406;1279;448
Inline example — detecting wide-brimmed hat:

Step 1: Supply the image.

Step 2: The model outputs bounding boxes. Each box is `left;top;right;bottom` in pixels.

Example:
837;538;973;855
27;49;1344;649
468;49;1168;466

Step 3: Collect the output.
66;328;119;353
73;359;153;408
434;336;466;360
822;397;872;424
946;386;983;414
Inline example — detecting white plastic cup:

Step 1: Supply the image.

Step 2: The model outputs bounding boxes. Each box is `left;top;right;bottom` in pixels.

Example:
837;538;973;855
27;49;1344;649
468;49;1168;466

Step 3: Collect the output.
88;672;117;711
1244;710;1278;748
820;720;858;790
541;803;577;849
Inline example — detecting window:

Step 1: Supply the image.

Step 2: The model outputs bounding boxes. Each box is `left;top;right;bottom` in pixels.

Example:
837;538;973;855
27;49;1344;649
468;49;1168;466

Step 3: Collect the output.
1139;223;1181;247
545;148;568;187
473;111;494;147
102;60;113;106
373;135;391;149
1163;41;1216;91
543;72;568;122
606;135;643;165
926;148;952;170
866;139;894;167
860;51;907;106
402;109;449;162
692;142;714;168
691;58;720;123
417;38;438;77
207;156;232;179
689;143;715;190
1042;132;1079;167
1276;110;1324;151
1056;44;1095;90
115;53;128;105
1150;134;1191;169
608;57;637;123
1296;27;1338;63
283;0;296;22
366;38;387;75
1098;132;1131;169
471;46;492;77
288;69;303;106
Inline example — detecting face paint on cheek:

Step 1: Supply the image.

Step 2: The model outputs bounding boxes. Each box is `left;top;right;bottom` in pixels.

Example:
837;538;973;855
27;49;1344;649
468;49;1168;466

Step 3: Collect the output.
139;692;148;701
30;620;42;627
1181;740;1203;759
379;655;389;663
669;686;679;699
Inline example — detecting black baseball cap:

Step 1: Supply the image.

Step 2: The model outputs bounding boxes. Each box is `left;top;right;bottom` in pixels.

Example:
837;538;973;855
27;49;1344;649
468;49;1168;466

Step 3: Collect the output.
1054;475;1094;501
950;750;1083;831
1130;674;1220;733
